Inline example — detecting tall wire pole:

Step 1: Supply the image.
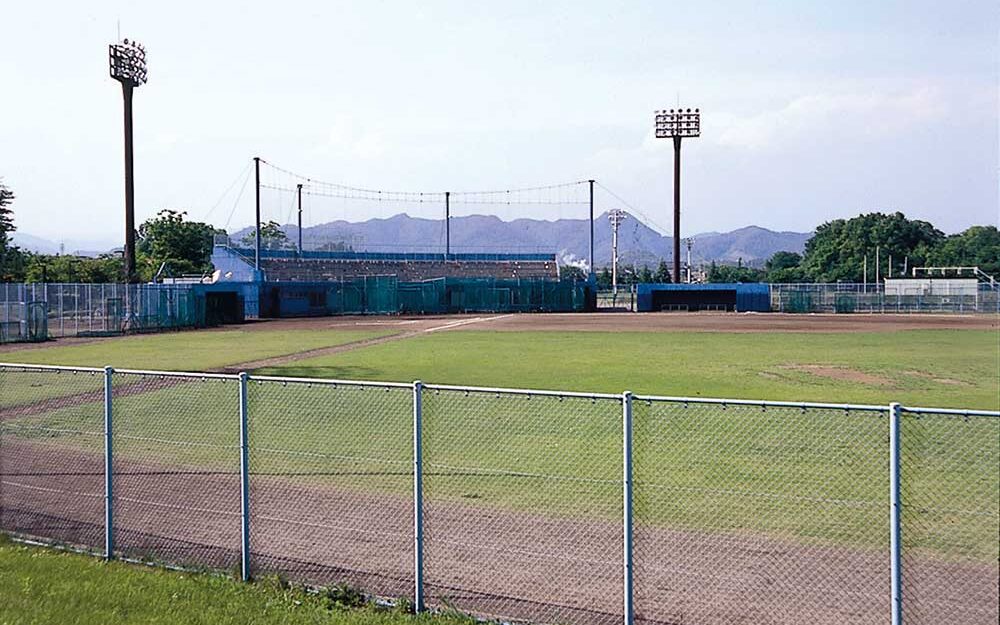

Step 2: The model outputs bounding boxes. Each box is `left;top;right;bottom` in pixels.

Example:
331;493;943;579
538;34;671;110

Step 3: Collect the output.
445;191;451;258
254;157;261;270
296;183;303;258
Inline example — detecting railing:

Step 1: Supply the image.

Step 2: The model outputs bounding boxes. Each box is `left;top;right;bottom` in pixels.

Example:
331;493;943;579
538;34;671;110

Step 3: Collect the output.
1;363;996;625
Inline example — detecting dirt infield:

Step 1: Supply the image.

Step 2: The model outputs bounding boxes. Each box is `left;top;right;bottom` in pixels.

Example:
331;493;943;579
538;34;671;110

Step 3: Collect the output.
218;312;1000;336
3;438;996;625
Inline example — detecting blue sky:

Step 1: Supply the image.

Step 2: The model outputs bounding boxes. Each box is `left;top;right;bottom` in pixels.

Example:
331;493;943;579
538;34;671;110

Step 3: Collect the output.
1;0;996;249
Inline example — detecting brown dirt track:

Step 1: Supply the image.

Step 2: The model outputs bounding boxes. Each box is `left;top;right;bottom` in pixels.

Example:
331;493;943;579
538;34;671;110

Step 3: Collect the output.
234;311;998;336
2;435;996;625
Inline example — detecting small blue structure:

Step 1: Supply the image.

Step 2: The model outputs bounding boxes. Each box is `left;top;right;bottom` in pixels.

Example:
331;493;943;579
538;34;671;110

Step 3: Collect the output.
636;283;770;313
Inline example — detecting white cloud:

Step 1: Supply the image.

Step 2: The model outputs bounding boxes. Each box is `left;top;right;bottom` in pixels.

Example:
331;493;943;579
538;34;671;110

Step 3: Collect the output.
710;88;949;150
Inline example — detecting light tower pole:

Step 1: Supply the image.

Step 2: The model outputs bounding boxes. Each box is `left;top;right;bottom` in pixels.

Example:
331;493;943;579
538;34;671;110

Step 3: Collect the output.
608;209;627;298
655;108;700;283
109;38;148;283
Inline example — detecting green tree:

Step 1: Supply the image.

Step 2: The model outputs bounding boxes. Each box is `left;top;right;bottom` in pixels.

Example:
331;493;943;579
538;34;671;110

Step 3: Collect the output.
597;267;612;289
25;254;123;283
0;180;24;280
240;221;293;251
137;210;219;280
638;265;654;283
801;212;944;282
707;262;764;283
653;260;672;283
928;226;1000;277
560;265;586;281
763;251;808;283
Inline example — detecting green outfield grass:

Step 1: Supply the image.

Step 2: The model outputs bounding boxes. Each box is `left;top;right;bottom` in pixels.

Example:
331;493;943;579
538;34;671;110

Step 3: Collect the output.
2;327;392;372
0;538;460;625
260;329;1000;410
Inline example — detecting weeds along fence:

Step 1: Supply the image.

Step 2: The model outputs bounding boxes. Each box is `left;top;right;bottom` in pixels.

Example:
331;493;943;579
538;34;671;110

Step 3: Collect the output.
0;363;997;625
0;283;204;342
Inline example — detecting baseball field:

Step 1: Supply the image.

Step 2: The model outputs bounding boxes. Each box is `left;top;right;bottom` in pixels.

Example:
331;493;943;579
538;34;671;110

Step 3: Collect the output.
1;312;998;625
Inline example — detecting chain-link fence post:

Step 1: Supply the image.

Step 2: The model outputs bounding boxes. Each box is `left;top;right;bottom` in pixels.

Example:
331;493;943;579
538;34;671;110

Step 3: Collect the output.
239;371;251;582
889;402;902;625
622;391;634;625
413;380;425;612
104;365;115;560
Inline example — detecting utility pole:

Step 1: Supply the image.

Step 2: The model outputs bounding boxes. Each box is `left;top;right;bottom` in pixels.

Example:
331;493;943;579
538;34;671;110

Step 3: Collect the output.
609;209;627;297
109;38;147;284
445;191;451;258
655;108;700;283
296;184;303;258
685;238;694;283
588;180;595;278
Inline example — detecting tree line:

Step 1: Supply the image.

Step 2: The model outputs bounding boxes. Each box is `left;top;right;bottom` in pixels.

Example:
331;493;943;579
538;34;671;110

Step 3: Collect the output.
706;212;999;283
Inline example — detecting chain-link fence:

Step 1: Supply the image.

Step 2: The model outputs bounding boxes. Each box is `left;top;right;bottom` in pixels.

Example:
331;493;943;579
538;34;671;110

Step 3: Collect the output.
421;386;623;624
898;408;1000;625
0;283;204;341
1;363;997;625
770;283;1000;314
246;377;414;597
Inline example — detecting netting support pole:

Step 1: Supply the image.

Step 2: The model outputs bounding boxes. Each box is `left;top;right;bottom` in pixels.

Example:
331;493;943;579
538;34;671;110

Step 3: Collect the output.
889;402;902;625
412;380;425;612
445;192;451;259
103;366;114;561
623;391;634;625
254;157;261;271
296;183;303;259
239;371;251;582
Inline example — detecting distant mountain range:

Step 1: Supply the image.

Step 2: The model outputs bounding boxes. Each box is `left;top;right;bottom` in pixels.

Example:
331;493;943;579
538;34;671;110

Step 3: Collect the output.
10;232;113;258
233;213;811;268
16;213;812;268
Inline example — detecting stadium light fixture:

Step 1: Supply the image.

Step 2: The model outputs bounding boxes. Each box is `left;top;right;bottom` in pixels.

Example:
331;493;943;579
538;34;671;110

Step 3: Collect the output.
654;108;700;283
109;38;148;283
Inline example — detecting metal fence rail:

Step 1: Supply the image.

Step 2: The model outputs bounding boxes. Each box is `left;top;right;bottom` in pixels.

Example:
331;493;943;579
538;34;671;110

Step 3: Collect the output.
1;362;997;625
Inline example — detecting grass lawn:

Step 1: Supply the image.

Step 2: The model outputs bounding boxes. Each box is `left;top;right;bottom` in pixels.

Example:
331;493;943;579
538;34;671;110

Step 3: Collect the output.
0;538;463;625
259;329;1000;410
0;327;392;372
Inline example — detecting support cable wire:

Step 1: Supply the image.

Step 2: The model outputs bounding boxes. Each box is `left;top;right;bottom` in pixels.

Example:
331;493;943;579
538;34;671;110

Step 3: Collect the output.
595;181;671;237
203;162;253;221
257;160;589;205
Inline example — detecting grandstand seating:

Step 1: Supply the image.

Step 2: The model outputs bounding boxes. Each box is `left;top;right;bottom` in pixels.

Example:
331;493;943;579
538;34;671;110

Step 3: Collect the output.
260;258;559;281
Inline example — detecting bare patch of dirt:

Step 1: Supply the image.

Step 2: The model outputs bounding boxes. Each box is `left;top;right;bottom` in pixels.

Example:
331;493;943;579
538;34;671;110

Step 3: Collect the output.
780;364;893;386
902;370;971;387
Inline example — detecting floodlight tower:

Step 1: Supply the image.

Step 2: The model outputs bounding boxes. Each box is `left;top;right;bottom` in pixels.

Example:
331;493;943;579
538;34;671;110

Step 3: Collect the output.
655;108;700;283
608;209;627;297
109;38;148;283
